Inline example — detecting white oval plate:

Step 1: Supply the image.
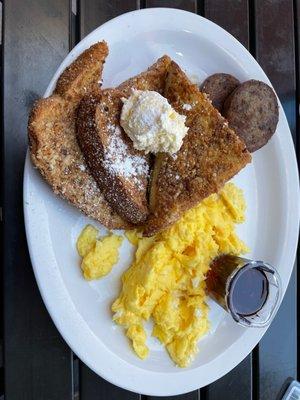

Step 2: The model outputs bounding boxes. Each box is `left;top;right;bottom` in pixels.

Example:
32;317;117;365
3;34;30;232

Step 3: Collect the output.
24;8;299;396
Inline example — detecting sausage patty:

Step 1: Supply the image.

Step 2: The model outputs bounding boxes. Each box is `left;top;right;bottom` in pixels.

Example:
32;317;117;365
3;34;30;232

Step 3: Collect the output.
201;73;240;111
223;80;279;152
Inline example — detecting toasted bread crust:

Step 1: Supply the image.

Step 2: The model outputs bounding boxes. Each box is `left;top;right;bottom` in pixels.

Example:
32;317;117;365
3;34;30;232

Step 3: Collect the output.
76;89;150;225
76;56;172;225
117;55;172;95
55;42;109;102
28;42;130;229
144;61;251;236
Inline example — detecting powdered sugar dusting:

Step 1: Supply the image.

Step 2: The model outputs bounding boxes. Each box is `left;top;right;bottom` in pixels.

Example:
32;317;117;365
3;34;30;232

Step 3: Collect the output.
103;124;149;184
182;103;192;111
182;101;198;111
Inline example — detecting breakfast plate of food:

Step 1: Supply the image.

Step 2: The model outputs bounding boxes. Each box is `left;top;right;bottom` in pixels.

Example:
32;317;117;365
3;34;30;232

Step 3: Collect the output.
24;8;299;396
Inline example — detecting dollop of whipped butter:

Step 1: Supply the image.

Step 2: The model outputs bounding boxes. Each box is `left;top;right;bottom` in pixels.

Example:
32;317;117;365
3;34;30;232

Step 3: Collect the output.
120;90;188;154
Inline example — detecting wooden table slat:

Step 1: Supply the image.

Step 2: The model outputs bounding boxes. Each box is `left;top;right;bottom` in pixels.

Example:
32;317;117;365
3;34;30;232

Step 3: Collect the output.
2;0;298;399
79;1;141;398
0;3;4;396
253;1;297;399
145;392;199;400
81;367;141;400
204;0;249;49
254;0;297;141
3;1;74;399
297;0;300;138
203;355;253;400
80;0;137;38
142;390;199;400
202;2;253;398
145;0;196;12
79;1;199;399
257;273;297;400
141;2;199;397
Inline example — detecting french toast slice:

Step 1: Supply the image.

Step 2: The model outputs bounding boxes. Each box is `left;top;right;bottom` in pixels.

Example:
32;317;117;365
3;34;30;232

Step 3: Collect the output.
144;61;251;236
28;42;130;229
76;56;172;225
77;89;150;225
117;55;171;95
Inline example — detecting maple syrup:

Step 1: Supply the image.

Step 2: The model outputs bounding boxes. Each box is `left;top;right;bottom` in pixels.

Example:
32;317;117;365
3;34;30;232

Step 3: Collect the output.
206;254;281;327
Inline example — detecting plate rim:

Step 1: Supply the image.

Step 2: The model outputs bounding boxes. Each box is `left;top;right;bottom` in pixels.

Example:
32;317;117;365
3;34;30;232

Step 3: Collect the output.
23;7;300;396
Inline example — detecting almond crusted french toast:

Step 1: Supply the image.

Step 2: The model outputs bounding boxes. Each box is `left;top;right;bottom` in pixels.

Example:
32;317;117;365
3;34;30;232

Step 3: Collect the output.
117;55;171;95
28;42;130;229
144;61;251;236
76;56;172;225
76;89;150;225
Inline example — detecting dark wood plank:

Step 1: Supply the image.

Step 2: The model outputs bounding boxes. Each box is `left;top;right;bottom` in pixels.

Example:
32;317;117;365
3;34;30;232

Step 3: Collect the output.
297;1;300;148
3;1;74;399
81;367;140;400
204;0;249;48
203;355;253;400
145;0;196;12
254;4;297;399
255;0;297;141
142;1;198;398
257;273;297;400
296;3;300;392
79;1;141;398
0;1;4;397
142;3;199;399
80;0;137;37
145;391;199;400
202;2;253;399
79;1;198;398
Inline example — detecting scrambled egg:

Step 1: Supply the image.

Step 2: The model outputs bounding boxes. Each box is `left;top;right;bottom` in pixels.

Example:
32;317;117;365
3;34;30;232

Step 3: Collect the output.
75;184;248;367
112;183;248;367
76;225;123;280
